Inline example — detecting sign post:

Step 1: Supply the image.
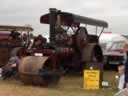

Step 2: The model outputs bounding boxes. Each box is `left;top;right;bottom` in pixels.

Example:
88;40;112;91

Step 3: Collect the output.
83;70;100;89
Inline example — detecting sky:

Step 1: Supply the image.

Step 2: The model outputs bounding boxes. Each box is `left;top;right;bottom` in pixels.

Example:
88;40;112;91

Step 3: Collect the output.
0;0;128;37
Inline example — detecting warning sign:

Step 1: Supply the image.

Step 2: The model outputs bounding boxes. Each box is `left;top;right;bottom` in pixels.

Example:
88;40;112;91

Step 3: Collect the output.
83;70;100;89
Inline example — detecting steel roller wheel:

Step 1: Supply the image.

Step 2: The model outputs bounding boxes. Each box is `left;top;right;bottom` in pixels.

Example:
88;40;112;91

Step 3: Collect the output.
18;56;61;86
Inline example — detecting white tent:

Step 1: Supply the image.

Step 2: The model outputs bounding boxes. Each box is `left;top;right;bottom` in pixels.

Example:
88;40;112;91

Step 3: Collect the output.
99;32;128;51
99;32;128;43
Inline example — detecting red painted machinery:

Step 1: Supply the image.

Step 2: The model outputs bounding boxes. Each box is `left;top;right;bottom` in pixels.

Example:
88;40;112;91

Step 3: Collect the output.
19;8;108;86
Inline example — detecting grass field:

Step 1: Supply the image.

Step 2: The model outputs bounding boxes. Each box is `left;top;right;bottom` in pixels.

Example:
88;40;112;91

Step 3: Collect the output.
0;71;118;96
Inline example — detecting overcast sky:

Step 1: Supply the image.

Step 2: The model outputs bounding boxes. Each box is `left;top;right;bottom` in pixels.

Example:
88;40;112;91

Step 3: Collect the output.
0;0;128;36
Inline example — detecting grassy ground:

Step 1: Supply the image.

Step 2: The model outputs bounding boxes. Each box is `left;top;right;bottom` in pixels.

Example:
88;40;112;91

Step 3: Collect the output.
0;71;118;96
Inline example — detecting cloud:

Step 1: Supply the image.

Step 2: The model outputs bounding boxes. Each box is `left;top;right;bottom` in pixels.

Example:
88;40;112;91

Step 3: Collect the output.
0;0;128;36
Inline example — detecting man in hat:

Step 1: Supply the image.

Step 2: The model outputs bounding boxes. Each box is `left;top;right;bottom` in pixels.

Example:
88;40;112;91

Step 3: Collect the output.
10;31;20;40
32;35;47;49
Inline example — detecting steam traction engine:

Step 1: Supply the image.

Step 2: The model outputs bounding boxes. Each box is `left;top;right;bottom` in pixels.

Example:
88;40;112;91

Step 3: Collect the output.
19;8;108;86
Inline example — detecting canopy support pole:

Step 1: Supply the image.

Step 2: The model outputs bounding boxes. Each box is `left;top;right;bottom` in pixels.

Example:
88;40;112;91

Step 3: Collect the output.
98;27;104;40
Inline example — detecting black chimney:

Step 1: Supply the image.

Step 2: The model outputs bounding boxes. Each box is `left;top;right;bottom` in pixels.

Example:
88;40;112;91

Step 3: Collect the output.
49;8;57;43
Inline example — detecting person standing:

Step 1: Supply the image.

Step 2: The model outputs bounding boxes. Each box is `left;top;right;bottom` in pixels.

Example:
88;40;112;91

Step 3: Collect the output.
117;64;125;90
124;42;128;88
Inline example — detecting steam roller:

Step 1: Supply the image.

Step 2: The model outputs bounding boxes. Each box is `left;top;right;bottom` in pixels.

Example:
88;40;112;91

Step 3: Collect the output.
18;56;61;86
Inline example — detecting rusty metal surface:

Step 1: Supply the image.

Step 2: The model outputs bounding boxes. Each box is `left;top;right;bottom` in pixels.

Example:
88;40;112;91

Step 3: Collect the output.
19;56;49;75
18;56;53;85
0;48;9;67
81;43;103;62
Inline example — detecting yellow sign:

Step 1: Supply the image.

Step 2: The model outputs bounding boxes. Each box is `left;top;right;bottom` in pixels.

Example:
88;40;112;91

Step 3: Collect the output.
83;70;100;89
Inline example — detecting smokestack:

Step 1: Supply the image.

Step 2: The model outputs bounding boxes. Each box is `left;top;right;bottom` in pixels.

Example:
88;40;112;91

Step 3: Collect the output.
49;8;57;43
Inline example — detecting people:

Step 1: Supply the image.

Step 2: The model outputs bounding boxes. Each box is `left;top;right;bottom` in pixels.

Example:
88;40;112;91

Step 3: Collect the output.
8;31;22;47
117;64;125;90
123;42;128;88
125;49;128;88
1;50;22;79
10;31;20;40
22;33;28;47
32;35;47;49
